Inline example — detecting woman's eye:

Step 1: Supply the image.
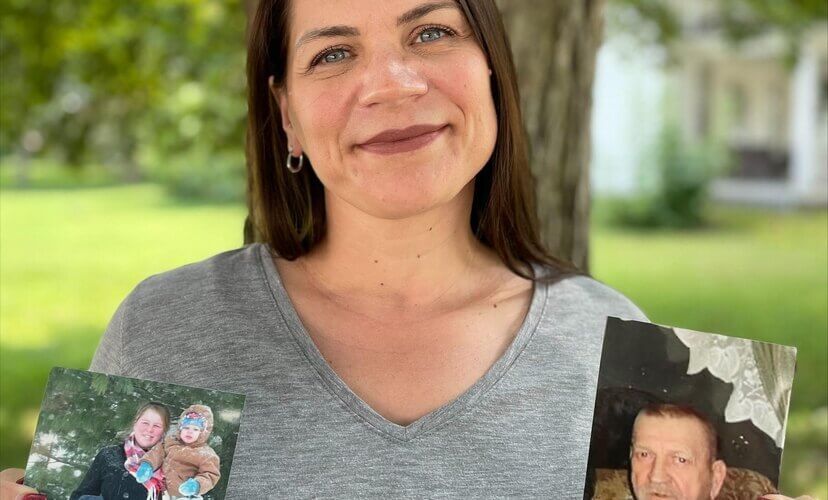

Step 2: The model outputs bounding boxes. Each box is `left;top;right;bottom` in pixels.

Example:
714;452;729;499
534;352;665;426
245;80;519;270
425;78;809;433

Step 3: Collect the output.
322;49;348;64
309;47;350;68
309;25;455;70
416;26;450;43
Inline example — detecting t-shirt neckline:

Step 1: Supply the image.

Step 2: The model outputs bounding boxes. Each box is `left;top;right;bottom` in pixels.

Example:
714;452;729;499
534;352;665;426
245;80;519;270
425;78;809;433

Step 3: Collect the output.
256;243;549;442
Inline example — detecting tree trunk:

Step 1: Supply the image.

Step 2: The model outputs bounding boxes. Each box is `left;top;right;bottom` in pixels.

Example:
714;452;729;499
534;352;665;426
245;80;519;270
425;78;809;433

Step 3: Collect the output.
496;0;605;272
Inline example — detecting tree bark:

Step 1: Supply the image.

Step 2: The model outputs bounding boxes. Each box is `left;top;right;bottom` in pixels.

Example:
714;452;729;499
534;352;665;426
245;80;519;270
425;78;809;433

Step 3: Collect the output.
496;0;605;272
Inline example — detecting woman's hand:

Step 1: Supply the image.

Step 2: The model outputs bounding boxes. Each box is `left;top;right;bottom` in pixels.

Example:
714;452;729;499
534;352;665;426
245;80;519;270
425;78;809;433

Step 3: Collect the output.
0;468;46;499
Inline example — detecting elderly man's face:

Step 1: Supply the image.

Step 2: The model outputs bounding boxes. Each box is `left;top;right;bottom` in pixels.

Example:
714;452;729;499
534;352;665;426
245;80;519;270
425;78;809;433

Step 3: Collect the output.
630;414;726;500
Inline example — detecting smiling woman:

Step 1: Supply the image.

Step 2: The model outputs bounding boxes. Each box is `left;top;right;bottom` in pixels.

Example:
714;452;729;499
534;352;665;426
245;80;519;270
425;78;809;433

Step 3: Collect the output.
246;0;567;275
69;403;171;500
2;0;671;498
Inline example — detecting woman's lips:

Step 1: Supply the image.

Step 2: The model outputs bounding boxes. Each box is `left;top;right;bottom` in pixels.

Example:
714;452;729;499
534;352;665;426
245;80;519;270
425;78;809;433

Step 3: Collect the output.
357;125;448;155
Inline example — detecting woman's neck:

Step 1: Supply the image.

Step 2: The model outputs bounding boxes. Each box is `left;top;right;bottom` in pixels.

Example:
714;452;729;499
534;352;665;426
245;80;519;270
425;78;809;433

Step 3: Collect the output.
296;182;503;314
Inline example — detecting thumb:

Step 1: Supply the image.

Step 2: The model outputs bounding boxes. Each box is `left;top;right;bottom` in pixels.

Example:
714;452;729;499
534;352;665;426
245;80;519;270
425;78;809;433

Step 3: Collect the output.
0;468;42;499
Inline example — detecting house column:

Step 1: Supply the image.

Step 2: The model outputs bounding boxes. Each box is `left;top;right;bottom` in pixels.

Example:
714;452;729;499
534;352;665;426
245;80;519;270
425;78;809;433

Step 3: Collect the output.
788;43;820;204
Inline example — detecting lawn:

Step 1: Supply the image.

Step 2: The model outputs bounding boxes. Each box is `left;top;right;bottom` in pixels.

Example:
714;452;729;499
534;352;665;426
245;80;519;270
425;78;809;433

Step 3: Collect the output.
1;185;825;496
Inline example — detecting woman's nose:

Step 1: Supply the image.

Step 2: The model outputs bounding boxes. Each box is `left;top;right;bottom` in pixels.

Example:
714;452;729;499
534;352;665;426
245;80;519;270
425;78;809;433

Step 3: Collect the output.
357;49;428;107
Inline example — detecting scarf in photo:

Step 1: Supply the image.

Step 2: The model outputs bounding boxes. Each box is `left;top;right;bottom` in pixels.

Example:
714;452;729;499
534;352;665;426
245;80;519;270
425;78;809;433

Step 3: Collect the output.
124;433;165;500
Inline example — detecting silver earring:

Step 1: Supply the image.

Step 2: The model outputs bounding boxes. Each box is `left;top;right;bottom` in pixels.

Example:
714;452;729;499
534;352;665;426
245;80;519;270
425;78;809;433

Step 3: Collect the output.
286;144;304;173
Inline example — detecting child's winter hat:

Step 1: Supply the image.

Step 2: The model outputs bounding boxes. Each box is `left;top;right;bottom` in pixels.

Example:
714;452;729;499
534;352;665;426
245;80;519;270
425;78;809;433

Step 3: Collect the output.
181;411;207;430
177;404;214;445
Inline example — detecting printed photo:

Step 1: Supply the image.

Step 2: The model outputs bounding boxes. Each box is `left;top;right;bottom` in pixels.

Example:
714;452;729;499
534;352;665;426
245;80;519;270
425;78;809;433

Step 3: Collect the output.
584;317;797;500
24;367;245;500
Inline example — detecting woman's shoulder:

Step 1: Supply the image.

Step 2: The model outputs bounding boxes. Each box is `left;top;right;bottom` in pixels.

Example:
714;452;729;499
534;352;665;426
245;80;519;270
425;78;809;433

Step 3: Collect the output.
532;262;649;323
128;243;266;299
90;244;271;375
97;443;125;455
91;443;126;463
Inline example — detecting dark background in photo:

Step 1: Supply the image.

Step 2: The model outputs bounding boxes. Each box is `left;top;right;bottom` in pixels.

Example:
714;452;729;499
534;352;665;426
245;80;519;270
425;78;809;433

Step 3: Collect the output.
24;367;245;500
585;317;792;498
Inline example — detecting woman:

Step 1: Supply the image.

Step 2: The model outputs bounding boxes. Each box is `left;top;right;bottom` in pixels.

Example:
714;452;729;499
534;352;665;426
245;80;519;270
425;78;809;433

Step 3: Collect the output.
0;0;809;498
69;402;170;500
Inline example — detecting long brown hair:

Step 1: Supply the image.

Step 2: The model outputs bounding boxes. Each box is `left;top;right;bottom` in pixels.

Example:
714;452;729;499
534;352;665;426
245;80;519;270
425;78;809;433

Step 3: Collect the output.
245;0;581;280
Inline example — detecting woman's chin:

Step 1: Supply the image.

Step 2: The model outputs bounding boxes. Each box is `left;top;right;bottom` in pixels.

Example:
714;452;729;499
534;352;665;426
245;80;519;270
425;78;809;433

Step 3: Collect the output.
135;438;158;449
355;192;454;220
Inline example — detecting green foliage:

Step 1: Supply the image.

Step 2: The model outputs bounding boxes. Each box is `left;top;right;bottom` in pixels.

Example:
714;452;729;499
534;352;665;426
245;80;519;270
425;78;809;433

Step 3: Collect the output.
0;0;248;199
605;124;728;229
613;0;828;50
0;158;123;189
25;368;245;500
718;0;828;42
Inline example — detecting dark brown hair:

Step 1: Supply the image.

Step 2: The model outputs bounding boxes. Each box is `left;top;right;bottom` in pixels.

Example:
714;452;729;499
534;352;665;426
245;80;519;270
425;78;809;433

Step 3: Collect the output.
633;403;721;462
245;0;580;280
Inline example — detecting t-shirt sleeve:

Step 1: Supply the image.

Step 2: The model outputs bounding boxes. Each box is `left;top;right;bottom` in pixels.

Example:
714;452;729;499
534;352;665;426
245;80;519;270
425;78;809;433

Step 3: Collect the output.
566;274;650;324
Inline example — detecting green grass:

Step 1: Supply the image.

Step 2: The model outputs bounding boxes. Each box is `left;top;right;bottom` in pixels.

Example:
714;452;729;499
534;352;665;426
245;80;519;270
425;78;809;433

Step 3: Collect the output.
0;184;247;470
591;203;828;411
0;185;825;496
591;201;827;497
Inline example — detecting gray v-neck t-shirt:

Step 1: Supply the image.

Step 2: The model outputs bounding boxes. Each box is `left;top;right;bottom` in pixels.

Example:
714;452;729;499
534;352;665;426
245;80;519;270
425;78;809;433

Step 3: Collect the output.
89;243;648;498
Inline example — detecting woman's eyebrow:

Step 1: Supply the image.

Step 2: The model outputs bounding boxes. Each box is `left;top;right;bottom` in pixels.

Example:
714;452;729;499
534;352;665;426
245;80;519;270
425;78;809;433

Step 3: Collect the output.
295;1;459;50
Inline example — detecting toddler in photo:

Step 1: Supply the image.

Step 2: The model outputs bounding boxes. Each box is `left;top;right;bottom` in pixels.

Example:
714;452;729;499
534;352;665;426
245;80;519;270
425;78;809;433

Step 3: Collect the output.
136;404;221;499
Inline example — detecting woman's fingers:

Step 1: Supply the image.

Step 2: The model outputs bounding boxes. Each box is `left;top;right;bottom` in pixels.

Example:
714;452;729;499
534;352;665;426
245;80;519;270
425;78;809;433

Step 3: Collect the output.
0;468;44;499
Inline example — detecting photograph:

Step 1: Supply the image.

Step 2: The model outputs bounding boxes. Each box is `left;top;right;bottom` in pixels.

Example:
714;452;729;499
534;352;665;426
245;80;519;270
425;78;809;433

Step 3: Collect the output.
24;367;245;500
585;317;797;500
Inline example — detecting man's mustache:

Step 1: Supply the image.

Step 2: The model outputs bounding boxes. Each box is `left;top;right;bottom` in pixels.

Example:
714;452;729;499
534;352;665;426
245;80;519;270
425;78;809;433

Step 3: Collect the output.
638;483;682;499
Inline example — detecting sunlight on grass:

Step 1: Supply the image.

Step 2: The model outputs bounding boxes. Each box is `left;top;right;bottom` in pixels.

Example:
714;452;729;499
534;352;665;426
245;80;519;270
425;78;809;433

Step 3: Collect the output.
591;205;828;411
591;203;828;497
0;185;246;349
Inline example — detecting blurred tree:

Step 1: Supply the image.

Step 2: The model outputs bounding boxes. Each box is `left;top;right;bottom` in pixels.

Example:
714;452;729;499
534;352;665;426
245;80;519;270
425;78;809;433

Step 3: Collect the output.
613;0;828;51
1;0;248;195
495;0;606;270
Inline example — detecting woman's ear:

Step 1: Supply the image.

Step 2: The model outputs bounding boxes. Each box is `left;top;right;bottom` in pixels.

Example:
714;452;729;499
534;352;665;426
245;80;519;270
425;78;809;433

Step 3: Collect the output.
268;75;302;154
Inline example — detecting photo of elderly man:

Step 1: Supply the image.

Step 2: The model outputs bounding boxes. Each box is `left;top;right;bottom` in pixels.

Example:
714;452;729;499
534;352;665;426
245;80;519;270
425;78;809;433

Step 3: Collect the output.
629;403;726;500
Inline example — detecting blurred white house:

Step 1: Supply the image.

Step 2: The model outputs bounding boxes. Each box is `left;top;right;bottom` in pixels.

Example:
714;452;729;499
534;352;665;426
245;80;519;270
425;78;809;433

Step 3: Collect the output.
591;2;828;207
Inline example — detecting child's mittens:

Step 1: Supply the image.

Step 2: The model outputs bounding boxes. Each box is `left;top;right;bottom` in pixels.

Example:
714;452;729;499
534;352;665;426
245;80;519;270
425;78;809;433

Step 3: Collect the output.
178;478;200;497
135;462;154;483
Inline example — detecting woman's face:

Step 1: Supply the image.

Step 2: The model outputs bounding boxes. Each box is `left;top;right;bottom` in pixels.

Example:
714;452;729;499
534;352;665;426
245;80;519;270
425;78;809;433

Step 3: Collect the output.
277;0;498;219
132;409;165;449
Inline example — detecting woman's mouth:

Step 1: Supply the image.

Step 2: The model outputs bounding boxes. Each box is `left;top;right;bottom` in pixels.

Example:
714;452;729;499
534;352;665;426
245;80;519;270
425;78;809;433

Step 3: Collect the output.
357;124;448;156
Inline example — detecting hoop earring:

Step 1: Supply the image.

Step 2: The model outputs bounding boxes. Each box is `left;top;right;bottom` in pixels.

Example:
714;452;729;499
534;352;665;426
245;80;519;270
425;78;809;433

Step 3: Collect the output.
286;145;304;174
